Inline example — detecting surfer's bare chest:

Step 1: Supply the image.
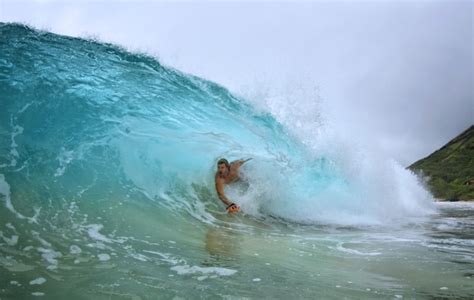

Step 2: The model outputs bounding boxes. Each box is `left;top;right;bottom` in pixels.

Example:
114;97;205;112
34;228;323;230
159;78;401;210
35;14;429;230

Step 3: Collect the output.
217;165;240;184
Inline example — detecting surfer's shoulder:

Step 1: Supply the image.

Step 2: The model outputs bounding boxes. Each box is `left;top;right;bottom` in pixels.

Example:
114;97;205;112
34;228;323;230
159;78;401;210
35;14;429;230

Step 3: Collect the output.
215;173;224;182
229;161;240;169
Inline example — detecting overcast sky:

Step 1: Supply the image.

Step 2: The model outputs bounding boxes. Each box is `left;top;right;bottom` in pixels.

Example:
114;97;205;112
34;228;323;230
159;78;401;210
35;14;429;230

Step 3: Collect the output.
1;0;472;166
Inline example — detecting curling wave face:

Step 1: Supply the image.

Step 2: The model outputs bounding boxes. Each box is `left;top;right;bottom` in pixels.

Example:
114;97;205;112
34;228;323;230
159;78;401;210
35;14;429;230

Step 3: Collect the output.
0;23;433;228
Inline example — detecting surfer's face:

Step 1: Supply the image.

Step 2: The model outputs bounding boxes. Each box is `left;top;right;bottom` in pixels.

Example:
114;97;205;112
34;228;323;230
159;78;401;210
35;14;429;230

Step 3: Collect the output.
218;163;228;175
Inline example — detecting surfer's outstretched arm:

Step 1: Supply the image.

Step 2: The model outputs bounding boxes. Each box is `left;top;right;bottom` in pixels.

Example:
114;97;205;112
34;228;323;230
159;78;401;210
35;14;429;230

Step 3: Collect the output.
234;158;252;167
215;178;232;206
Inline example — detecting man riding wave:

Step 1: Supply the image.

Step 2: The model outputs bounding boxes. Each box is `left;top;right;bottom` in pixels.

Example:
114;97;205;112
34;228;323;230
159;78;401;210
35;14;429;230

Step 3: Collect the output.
215;158;252;213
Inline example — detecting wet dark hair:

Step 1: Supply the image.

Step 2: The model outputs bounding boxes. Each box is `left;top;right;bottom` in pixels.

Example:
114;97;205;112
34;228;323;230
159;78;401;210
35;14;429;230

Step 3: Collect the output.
217;158;230;169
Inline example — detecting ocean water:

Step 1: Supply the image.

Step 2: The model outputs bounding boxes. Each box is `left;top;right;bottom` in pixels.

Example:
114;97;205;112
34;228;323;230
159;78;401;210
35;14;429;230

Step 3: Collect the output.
0;23;473;299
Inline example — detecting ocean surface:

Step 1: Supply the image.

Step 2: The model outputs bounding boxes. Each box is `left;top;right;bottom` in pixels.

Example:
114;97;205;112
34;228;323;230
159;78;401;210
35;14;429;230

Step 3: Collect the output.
0;23;473;299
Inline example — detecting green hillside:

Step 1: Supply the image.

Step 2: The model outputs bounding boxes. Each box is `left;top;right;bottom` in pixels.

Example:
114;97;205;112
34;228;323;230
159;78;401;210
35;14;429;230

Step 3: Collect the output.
408;125;474;201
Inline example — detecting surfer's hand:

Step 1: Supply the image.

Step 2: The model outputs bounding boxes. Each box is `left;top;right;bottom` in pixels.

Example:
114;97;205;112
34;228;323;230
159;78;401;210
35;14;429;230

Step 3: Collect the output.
226;203;240;213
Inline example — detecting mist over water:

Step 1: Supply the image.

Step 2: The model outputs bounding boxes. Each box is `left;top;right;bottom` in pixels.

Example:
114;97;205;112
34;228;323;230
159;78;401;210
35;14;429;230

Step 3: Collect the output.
237;79;435;225
0;24;472;299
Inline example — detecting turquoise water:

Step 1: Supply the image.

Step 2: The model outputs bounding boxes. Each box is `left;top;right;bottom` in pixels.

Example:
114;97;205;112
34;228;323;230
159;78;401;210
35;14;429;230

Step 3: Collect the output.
0;23;473;299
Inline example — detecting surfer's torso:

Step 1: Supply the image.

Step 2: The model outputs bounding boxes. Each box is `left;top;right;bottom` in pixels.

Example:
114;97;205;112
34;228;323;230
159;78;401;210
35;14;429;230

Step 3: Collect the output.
215;162;240;184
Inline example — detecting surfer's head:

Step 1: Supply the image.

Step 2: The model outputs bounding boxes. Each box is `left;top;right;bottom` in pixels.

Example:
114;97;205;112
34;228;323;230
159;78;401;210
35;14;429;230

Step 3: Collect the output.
217;158;230;175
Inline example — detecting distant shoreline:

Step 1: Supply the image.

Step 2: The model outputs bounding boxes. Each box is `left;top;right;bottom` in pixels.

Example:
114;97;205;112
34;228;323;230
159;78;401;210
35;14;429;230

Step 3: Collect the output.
434;198;474;202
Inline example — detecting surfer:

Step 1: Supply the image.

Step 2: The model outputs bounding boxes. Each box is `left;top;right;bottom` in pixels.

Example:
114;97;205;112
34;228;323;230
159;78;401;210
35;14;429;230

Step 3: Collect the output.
215;158;252;213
